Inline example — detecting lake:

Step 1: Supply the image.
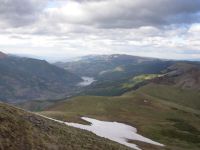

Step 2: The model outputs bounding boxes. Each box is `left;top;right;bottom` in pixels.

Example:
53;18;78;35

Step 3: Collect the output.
77;77;96;86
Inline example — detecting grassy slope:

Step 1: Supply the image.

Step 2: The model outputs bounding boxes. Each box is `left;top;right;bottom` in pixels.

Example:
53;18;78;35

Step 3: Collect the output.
122;74;161;88
41;85;200;150
0;102;132;150
137;83;200;110
15;99;60;112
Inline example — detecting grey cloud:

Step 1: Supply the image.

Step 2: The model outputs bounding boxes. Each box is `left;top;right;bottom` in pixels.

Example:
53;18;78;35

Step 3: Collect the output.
1;0;200;30
0;0;47;27
87;0;200;28
42;0;200;30
9;35;31;40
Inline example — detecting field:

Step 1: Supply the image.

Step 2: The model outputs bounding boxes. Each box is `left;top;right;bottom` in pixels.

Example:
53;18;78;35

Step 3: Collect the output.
136;83;200;110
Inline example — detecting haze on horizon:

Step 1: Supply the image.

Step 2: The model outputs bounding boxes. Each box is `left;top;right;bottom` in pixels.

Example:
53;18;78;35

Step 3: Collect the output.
0;0;200;61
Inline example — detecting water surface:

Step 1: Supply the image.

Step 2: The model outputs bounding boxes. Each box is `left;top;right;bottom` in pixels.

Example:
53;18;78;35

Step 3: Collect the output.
77;77;96;86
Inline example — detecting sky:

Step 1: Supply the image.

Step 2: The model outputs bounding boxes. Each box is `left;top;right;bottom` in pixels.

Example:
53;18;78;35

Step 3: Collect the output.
0;0;200;62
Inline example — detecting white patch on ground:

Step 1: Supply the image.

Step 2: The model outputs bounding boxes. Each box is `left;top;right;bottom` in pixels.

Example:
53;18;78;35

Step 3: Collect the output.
39;115;164;150
77;77;96;86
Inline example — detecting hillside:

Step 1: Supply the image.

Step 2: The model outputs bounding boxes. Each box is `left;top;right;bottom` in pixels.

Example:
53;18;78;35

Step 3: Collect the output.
153;62;200;90
0;52;82;102
0;102;131;150
137;83;200;110
79;60;200;96
55;54;174;81
41;92;200;150
40;61;200;150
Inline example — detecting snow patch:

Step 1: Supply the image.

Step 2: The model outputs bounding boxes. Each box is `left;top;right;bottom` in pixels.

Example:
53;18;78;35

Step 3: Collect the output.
40;115;164;150
65;117;164;150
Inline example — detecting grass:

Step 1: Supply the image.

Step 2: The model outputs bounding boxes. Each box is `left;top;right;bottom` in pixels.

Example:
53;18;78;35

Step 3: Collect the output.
15;99;60;112
122;74;162;88
136;83;200;110
0;102;132;150
40;84;200;150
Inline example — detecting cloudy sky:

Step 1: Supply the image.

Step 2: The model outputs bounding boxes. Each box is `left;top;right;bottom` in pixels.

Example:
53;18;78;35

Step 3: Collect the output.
0;0;200;61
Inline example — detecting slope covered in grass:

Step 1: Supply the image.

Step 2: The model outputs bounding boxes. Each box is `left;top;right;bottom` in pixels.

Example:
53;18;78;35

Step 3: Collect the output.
0;102;132;150
122;74;161;88
137;83;200;110
41;90;200;150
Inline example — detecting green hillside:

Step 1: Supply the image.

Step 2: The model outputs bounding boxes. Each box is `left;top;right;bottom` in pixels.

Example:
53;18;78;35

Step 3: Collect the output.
0;102;131;150
122;74;162;88
136;83;200;110
41;86;200;150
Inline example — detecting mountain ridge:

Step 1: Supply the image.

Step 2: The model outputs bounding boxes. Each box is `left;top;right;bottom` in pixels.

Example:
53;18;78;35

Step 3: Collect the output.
55;54;174;80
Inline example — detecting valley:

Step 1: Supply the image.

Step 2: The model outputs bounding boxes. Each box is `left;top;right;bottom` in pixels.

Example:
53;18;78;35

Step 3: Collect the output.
1;53;200;150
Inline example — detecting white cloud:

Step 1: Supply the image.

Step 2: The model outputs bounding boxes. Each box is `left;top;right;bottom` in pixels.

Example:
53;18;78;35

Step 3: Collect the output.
0;0;200;61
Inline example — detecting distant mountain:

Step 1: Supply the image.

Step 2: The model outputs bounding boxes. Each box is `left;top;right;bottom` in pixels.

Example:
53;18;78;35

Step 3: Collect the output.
54;55;200;97
54;54;176;96
55;54;174;81
0;102;131;150
0;51;82;102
